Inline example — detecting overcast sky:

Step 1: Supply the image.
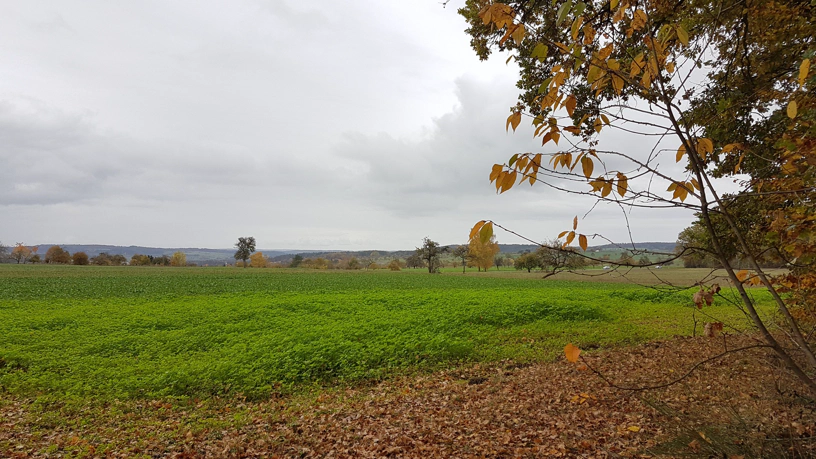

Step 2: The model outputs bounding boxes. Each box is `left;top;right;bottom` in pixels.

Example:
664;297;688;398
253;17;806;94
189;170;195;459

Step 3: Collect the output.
0;0;696;251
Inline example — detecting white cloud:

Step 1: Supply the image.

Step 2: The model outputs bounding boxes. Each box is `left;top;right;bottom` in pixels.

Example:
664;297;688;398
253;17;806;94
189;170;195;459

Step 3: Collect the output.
0;0;698;250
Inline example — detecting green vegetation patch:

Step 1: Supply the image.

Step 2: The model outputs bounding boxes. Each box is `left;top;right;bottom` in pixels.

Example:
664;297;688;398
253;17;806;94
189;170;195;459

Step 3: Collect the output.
0;265;769;400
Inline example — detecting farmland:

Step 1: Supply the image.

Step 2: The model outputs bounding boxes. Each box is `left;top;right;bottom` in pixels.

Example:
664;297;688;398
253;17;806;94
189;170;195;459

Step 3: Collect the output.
0;265;770;401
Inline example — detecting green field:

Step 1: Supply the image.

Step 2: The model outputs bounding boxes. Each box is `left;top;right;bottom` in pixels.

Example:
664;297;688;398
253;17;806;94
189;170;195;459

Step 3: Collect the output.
0;265;771;401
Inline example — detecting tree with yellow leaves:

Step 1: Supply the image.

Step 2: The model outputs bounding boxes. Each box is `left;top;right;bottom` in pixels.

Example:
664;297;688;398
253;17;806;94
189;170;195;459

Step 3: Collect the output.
250;251;269;268
468;232;500;272
170;251;187;267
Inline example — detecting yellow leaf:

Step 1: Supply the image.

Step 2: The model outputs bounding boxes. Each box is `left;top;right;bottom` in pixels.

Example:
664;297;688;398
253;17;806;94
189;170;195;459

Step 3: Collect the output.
581;156;594;178
571;16;584;41
593;117;603;133
564;343;581;363
641;69;652;88
676;25;689;46
489;164;503;182
551;132;561;145
632;10;647;31
573;215;578;230
565;94;577;117
582;24;595;44
676;144;686;162
589;177;605;192
722;143;740;153
601;181;612;197
616;172;628;196
611;75;624;95
627;426;641;432
469;221;486;240
607;58;620;71
630;53;644;77
787;100;797;119
666;61;675;73
667;182;678;192
506;111;522;132
511;23;526;44
598;43;614;60
690;178;700;191
500;170;517;193
697;138;713;160
579;234;588;251
610;0;619;9
734;153;745;173
676;185;688;202
558;230;569;238
566;231;576;245
600;114;610;125
541;131;553;145
736;270;748;282
612;5;626;23
799;59;810;86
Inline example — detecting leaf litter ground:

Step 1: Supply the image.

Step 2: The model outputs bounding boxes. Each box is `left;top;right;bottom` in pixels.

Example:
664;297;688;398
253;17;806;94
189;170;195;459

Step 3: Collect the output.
3;334;813;458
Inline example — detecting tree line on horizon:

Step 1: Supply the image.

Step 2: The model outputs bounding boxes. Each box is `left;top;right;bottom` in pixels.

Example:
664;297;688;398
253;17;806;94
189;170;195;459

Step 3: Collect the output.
0;235;757;271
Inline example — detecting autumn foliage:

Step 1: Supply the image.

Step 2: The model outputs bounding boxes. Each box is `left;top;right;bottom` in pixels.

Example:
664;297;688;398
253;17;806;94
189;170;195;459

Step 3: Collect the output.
461;0;816;392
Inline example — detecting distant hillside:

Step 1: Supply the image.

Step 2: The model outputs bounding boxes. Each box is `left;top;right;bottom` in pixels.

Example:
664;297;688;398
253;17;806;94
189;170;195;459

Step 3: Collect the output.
34;245;302;265
28;242;678;265
497;242;677;254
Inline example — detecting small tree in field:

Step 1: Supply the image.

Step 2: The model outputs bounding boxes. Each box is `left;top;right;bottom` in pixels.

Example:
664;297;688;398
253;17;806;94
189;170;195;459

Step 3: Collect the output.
170;251;187;267
250;251;269;268
72;252;89;265
234;237;256;268
130;254;151;266
461;0;816;391
468;232;500;271
45;246;71;264
388;259;402;271
451;245;470;273
405;252;425;269
536;240;583;278
514;252;539;273
416;237;445;273
11;243;32;264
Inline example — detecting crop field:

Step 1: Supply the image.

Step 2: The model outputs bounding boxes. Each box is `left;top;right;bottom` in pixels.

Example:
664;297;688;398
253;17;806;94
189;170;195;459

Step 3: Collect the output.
0;265;772;401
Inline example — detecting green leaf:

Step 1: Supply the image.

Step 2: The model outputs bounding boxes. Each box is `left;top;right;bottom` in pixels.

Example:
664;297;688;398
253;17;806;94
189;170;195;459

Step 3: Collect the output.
479;221;494;242
676;25;689;46
538;77;552;94
531;43;549;62
557;0;573;26
573;1;586;17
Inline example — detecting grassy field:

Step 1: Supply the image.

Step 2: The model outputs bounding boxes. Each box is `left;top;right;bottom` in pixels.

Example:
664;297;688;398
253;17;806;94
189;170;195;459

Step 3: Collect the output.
0;265;772;401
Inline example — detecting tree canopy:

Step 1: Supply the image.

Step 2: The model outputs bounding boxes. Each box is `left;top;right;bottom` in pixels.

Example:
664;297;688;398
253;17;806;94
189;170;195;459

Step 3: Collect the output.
234;237;256;268
460;0;815;391
416;238;445;273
